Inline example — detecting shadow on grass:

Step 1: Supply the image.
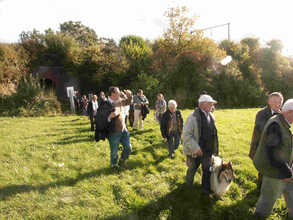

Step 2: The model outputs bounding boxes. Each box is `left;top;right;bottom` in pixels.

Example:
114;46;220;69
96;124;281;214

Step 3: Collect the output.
53;125;93;133
57;122;89;127
131;143;166;156
27;133;58;139
216;189;264;220
105;183;216;220
0;142;172;201
130;128;154;136
74;127;93;133
0;139;170;200
0;166;117;201
59;118;88;123
54;138;94;145
131;142;169;166
105;184;262;220
51;135;95;146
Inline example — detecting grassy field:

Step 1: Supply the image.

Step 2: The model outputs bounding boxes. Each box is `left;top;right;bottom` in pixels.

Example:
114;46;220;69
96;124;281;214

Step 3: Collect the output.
0;109;289;219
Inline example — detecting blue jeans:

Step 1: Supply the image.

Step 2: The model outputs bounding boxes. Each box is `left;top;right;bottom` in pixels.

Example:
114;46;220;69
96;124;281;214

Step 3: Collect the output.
108;130;132;166
167;131;180;156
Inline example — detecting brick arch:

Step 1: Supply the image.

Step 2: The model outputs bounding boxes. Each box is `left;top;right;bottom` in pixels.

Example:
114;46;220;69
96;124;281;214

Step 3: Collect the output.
40;78;55;88
39;72;59;88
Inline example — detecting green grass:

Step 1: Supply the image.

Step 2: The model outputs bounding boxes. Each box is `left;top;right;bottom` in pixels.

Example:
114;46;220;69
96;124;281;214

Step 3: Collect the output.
0;109;289;219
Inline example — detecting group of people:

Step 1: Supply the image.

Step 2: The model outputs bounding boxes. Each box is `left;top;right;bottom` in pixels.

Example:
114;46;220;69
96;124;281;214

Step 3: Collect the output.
156;91;219;197
82;88;149;169
90;86;218;197
79;86;293;218
79;89;150;132
249;92;293;218
159;91;293;218
75;91;107;131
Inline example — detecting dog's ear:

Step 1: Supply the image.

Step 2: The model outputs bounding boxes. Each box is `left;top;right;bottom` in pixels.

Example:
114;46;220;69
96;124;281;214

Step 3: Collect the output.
228;161;234;172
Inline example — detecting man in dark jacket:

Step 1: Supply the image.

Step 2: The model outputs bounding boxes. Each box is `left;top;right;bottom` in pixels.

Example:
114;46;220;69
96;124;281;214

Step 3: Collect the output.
160;100;183;159
98;91;107;106
253;99;293;218
249;92;283;190
182;94;218;197
105;87;133;169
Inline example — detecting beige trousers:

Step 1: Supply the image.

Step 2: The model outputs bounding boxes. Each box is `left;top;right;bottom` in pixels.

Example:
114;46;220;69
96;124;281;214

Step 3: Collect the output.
133;109;143;129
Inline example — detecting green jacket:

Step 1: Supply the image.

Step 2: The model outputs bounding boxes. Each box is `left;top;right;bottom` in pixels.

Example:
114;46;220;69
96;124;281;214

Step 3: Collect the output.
253;114;293;179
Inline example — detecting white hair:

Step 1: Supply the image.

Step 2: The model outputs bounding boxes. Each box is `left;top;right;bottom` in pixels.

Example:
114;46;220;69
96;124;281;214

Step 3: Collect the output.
282;99;293;113
168;100;177;108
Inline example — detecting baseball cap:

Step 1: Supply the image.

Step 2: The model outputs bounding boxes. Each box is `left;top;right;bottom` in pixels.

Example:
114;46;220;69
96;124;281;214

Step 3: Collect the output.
282;99;293;112
198;94;217;103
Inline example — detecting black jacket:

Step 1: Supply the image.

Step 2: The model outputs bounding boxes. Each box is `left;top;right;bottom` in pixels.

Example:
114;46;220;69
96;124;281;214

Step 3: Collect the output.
160;109;183;139
98;97;107;107
94;100;115;142
141;104;149;120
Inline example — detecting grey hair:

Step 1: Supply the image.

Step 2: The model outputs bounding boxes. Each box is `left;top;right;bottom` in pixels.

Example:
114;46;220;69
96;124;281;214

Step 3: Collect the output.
168;100;177;108
282;99;293;113
268;92;283;101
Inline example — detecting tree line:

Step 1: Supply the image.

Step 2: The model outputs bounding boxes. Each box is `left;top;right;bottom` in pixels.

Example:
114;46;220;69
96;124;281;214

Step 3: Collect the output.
1;6;293;108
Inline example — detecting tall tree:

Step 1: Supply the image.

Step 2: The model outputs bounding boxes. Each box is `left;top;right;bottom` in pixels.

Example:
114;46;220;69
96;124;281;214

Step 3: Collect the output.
0;43;29;85
119;35;153;90
152;6;224;106
59;21;98;46
260;39;287;93
163;6;199;54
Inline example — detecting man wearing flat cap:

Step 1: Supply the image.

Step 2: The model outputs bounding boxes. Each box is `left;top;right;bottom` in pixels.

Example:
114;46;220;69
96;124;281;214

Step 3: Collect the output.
182;94;219;197
253;99;293;218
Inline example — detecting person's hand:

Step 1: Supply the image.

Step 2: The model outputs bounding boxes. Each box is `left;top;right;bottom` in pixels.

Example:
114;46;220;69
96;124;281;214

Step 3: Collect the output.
283;177;293;182
123;89;132;96
192;149;202;158
186;157;192;168
120;91;126;98
109;112;119;119
248;152;254;160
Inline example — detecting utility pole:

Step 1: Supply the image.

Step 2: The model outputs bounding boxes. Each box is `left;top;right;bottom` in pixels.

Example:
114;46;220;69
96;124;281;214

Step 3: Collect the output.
199;23;231;41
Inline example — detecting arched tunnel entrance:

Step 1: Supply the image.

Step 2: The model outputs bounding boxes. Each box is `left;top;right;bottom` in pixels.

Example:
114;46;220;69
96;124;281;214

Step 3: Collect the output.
40;78;56;89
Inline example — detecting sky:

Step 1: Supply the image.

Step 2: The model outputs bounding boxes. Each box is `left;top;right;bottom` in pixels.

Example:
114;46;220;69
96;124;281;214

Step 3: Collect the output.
1;0;293;56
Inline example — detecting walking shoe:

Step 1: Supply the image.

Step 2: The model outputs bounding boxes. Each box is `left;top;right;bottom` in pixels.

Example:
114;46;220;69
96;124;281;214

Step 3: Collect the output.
111;164;119;171
202;189;217;200
170;153;175;159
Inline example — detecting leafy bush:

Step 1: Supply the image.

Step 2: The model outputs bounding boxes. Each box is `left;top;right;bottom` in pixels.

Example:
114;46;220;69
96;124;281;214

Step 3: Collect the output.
0;75;61;116
0;43;29;85
0;81;16;96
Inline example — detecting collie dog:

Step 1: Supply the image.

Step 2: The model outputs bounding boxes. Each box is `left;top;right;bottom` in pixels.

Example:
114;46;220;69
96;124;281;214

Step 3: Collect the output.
210;155;234;198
